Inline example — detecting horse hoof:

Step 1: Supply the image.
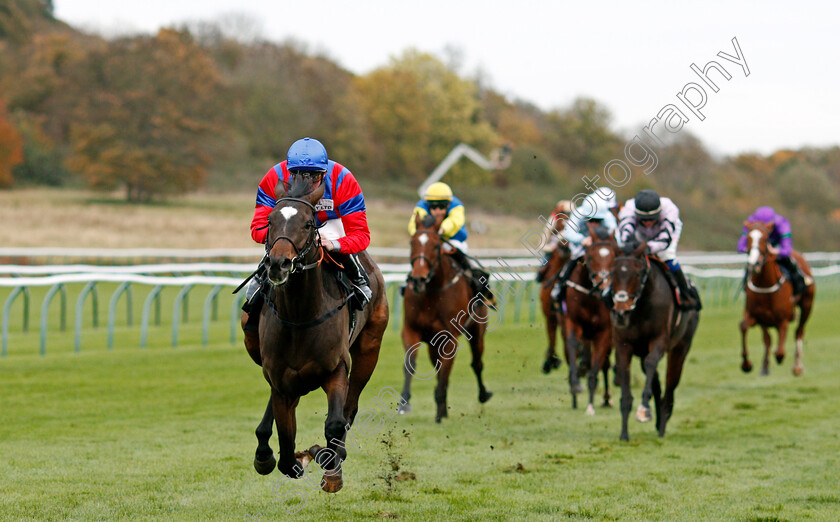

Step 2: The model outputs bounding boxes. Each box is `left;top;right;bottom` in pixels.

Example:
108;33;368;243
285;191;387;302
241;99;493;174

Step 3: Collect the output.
760;367;769;376
741;361;753;373
398;403;412;415
571;383;583;394
435;416;442;424
635;405;651;423
297;449;315;469
478;390;493;403
793;366;804;376
602;399;614;408
542;356;561;374
585;404;595;416
321;472;343;493
620;433;629;442
254;454;276;475
775;353;785;364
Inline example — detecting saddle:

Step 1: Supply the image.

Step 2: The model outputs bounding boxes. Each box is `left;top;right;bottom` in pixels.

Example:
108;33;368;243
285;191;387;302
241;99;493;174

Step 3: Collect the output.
647;256;684;308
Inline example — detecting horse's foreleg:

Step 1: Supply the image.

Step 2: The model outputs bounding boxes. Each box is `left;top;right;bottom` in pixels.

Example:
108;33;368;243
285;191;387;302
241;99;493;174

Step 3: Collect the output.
316;362;350;493
254;396;276;475
271;391;304;479
638;339;666;423
468;325;492;404
793;298;813;376
774;320;789;366
565;322;582;409
399;328;423;415
542;301;561;373
740;313;755;373
660;340;690;437
586;328;611;415
761;326;772;375
616;343;633;441
434;355;456;423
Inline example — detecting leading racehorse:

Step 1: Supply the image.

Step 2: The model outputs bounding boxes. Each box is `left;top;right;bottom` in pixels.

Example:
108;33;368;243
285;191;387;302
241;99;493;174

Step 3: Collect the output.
399;213;493;422
608;241;700;441
245;177;389;492
739;221;815;376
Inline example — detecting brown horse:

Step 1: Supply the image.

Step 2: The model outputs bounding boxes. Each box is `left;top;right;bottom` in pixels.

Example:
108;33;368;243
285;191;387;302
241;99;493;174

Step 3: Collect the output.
609;241;700;441
243;178;389;492
538;245;570;373
399;213;492;422
562;224;616;413
739;222;815;376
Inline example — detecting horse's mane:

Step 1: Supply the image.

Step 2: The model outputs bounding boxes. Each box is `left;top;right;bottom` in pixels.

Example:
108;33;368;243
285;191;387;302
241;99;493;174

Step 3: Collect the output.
421;213;437;229
621;238;642;256
592;225;611;241
287;176;318;199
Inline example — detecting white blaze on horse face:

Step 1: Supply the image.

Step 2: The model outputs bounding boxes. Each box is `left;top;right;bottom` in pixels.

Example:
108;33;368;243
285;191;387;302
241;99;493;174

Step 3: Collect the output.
748;229;762;265
418;233;428;246
279;207;298;221
599;247;610;258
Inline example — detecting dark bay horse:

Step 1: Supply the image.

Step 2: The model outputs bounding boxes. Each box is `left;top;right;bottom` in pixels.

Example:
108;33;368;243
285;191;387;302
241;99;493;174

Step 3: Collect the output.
399;213;492;422
562;225;616;413
245;179;389;492
539;245;570;373
740;222;815;376
609;241;700;441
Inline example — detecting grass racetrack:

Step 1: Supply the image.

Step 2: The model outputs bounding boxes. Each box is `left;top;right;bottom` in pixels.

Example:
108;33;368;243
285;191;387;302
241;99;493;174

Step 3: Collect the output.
1;300;839;521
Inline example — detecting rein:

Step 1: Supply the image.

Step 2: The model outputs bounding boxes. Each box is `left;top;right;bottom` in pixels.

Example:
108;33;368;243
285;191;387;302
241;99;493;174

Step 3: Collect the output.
261;196;353;329
746;232;786;294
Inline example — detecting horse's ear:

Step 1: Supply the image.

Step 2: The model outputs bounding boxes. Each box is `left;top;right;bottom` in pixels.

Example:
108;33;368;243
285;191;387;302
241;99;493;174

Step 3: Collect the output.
274;179;287;202
633;241;648;257
303;179;326;207
414;212;422;229
743;220;751;228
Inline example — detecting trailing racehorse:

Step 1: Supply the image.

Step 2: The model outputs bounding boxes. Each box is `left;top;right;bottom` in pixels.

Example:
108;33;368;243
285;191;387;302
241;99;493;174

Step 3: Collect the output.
538;245;570;373
561;225;616;413
739;221;815;376
243;178;389;492
608;241;700;441
399;213;493;422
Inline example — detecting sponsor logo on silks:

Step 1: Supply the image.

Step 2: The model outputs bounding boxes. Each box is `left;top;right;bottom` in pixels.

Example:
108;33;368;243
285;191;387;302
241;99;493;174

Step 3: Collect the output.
316;199;334;212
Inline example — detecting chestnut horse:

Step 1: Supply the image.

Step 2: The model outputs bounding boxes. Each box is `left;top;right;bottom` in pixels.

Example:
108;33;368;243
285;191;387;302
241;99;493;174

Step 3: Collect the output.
609;241;700;441
739;222;815;376
245;178;389;492
562;224;616;413
399;213;493;422
538;245;570;373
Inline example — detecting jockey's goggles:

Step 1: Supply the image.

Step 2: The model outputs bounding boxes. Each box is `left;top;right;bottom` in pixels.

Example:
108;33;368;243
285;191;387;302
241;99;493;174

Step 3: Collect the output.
427;200;449;210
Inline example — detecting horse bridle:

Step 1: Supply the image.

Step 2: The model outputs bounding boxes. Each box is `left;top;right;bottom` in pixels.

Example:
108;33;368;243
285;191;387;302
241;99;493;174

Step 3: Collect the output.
408;231;442;290
584;240;616;292
610;255;650;312
264;197;324;274
746;230;786;293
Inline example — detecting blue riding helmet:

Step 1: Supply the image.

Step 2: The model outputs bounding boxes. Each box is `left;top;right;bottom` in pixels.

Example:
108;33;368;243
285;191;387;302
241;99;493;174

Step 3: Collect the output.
287;137;328;172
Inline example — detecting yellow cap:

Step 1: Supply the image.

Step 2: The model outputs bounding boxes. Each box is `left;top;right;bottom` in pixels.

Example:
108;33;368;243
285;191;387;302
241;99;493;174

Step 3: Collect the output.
424;182;453;201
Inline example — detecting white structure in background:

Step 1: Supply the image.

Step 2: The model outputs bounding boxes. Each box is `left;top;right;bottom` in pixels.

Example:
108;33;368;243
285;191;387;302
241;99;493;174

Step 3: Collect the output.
417;143;512;198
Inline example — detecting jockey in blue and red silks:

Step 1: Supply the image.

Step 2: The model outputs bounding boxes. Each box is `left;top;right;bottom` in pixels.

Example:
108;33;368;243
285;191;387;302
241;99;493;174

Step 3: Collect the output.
737;206;806;296
242;138;373;345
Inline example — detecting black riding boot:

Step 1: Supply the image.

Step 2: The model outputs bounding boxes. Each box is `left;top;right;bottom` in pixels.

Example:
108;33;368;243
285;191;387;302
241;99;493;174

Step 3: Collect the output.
554;259;577;304
778;256;805;296
672;267;702;311
450;247;494;302
338;253;372;310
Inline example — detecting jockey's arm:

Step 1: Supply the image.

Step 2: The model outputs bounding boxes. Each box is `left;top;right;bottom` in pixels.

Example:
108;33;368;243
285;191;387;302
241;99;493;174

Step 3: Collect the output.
561;214;586;246
440;205;465;239
736;230;748;253
407;205;426;236
334;171;370;254
615;203;636;247
775;217;794;258
250;167;279;244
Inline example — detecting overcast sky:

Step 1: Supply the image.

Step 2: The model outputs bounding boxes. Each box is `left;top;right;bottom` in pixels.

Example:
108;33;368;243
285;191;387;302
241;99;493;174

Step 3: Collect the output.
55;1;838;157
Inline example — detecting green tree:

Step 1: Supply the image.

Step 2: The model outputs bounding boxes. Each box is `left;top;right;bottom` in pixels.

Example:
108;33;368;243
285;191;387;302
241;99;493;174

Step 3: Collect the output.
65;29;224;201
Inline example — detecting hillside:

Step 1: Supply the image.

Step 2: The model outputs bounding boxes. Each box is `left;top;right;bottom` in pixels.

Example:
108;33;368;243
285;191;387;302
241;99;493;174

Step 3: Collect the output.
0;5;838;251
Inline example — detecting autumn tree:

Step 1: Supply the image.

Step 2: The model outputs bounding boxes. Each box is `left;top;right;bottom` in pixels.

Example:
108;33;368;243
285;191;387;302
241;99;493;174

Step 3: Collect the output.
0;97;23;187
355;50;498;182
65;28;224;201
